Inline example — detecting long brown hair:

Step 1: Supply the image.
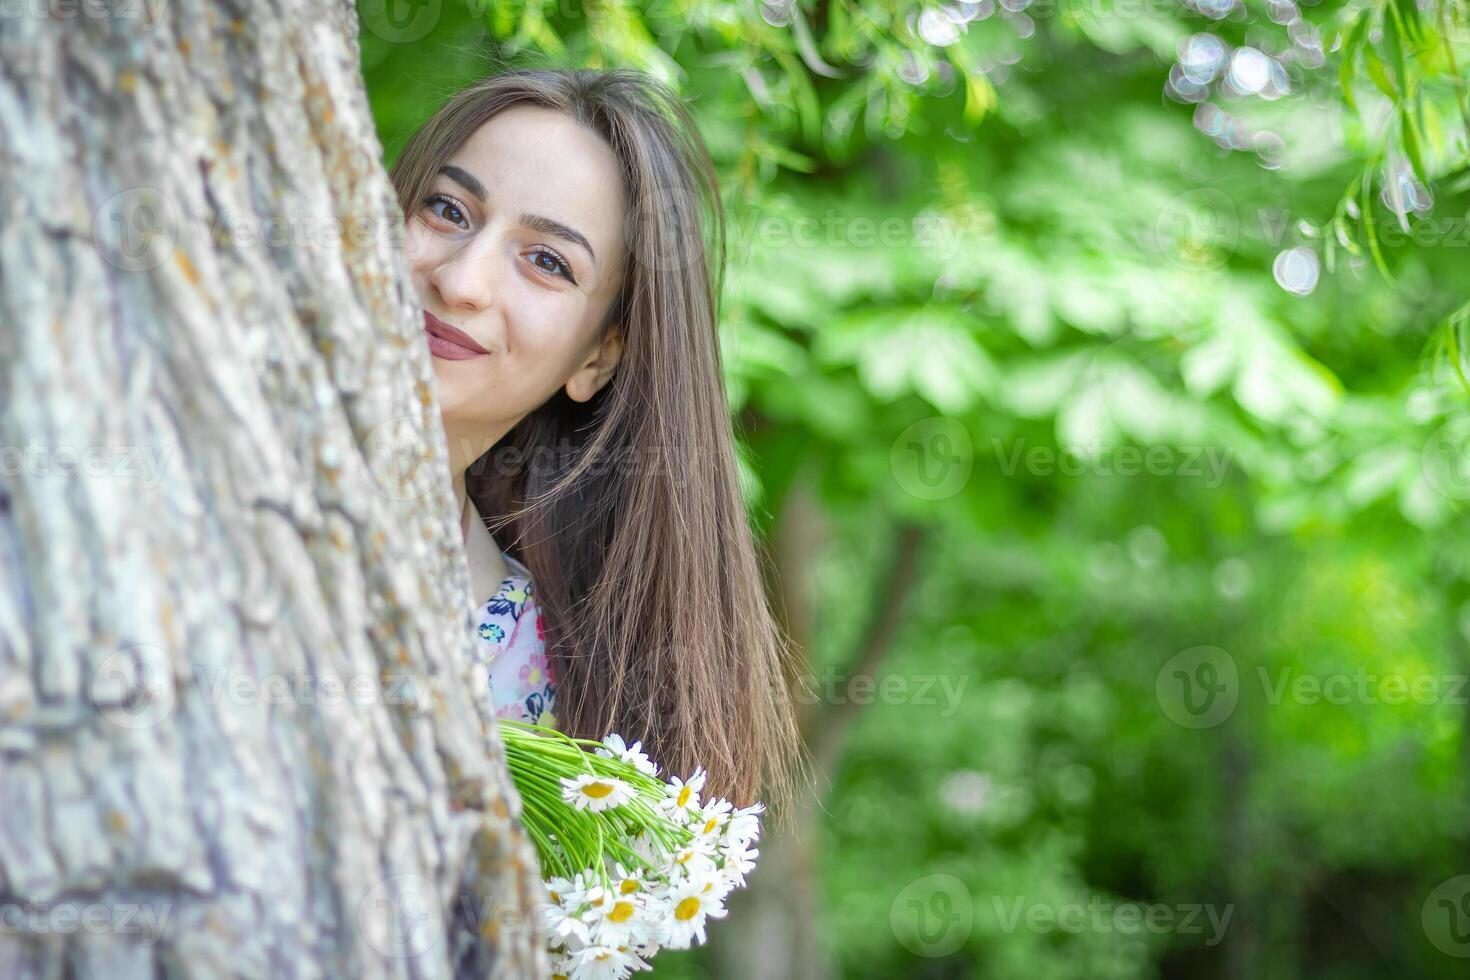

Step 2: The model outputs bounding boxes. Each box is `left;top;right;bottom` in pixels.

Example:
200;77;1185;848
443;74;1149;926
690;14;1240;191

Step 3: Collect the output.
389;68;805;813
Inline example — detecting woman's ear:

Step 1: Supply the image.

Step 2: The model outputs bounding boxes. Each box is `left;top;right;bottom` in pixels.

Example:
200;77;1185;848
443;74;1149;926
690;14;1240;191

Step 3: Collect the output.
565;324;624;403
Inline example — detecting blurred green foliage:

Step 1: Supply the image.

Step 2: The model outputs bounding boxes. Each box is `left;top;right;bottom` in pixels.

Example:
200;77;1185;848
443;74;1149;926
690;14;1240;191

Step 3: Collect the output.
358;0;1470;974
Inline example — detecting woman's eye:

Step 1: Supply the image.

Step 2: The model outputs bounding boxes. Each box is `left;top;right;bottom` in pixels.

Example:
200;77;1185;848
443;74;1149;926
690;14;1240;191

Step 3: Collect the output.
423;194;467;229
530;248;576;284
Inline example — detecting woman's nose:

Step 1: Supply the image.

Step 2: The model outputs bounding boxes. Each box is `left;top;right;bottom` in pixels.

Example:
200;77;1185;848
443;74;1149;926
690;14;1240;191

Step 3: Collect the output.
429;238;499;313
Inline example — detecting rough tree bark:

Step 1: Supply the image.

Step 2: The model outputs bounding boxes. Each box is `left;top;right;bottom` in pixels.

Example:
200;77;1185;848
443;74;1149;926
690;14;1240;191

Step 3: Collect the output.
0;1;547;976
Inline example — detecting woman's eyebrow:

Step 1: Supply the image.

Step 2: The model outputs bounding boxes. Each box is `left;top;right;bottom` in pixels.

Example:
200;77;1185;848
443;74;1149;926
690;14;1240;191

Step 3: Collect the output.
439;165;487;202
437;164;596;265
520;213;596;264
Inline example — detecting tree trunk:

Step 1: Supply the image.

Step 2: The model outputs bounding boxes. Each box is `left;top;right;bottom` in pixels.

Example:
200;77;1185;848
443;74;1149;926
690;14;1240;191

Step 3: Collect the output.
0;2;547;977
710;474;831;980
709;470;926;978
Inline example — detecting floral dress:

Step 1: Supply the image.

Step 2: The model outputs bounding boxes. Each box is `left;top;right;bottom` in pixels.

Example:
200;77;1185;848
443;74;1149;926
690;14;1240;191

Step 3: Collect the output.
471;554;557;727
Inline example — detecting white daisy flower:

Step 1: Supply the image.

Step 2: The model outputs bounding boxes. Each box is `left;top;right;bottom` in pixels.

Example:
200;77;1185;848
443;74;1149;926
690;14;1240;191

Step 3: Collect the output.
656;876;729;949
724;801;765;847
551;949;579;979
547;873;591;909
609;863;650;901
719;839;760;888
539;900;591;951
596;734;659;778
668;841;717;881
658;766;706;823
566;942;648;980
544;873;598;950
588;894;654;949
628;828;668;867
579;884;618;923
692;798;733;842
562;774;635;812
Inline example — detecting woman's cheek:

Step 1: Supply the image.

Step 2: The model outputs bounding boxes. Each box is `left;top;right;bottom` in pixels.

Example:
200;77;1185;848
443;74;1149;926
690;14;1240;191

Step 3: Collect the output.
403;230;429;277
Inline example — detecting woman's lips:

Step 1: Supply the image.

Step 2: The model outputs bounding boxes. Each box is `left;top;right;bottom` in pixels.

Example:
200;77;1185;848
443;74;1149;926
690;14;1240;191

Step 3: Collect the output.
423;311;490;361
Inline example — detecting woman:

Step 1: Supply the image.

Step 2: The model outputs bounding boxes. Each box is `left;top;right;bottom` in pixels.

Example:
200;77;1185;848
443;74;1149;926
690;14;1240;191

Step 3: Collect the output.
389;68;803;811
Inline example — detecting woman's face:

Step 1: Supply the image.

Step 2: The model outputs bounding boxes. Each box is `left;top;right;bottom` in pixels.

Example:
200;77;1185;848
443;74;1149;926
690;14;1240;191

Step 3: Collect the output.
405;105;629;464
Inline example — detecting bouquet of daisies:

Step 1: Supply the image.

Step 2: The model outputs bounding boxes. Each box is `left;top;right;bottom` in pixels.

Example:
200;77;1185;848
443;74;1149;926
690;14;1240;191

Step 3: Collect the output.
498;720;765;979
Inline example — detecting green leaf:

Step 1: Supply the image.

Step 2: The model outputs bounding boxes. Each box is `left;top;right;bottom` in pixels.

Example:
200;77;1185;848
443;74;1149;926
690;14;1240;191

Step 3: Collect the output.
1363;47;1398;101
1359;166;1394;283
1400;105;1429;187
1340;55;1360;117
1383;6;1408;98
749;136;819;173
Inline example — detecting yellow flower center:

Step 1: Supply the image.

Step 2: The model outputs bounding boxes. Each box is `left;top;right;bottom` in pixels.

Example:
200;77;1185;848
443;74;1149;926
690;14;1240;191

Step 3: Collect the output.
582;781;615;799
675;897;702;921
677;785;692;807
619;879;640;895
702;817;718;835
609;901;635;922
